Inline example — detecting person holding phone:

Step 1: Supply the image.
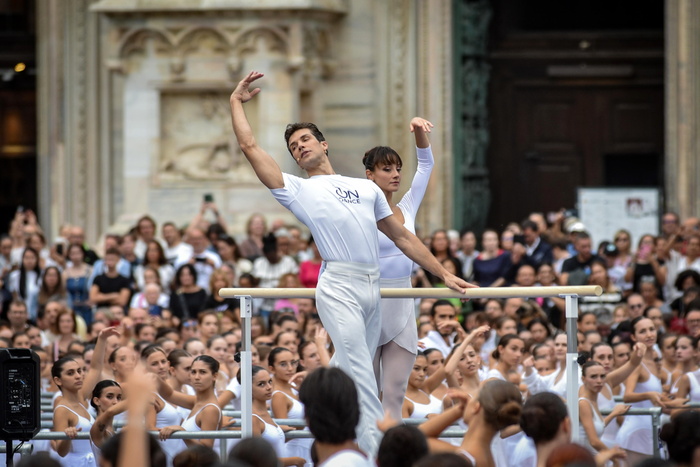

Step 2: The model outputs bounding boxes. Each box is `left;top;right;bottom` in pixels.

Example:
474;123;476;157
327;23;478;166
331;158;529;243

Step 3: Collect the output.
625;234;666;297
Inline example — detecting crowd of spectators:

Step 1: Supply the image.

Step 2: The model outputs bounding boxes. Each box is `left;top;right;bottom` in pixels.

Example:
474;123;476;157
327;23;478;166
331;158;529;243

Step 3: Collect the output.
2;204;700;466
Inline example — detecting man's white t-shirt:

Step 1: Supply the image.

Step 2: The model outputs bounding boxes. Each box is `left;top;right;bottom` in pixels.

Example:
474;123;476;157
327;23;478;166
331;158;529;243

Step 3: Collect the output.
271;173;393;264
318;450;373;467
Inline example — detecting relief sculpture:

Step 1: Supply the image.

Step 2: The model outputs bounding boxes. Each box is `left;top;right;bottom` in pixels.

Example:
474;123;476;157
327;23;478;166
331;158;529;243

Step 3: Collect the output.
159;91;249;181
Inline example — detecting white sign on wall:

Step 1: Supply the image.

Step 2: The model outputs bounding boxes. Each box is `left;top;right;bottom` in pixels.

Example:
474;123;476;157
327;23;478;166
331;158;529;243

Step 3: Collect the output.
577;187;661;249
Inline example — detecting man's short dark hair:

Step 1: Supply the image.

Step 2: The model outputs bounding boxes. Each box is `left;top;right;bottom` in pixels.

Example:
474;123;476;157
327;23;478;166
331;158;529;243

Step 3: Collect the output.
377;425;429;467
574;231;590;241
521;219;538;232
430;299;455;318
299;367;359;444
284;122;326;157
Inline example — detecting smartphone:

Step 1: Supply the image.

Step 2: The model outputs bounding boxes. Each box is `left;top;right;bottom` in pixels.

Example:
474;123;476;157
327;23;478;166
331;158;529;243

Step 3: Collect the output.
195;257;207;263
203;193;214;203
513;234;526;245
56;244;64;255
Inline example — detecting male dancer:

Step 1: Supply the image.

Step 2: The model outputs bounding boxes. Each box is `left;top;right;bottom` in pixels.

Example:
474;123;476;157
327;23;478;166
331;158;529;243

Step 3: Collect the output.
229;71;476;455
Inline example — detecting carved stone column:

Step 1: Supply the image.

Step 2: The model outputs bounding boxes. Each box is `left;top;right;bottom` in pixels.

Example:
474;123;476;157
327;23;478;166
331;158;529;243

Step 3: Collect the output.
666;0;700;218
452;0;492;233
415;0;454;235
37;0;104;242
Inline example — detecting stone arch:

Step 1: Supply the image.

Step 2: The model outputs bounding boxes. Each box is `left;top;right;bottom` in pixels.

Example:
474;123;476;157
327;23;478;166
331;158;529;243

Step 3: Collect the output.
232;25;289;57
118;27;175;59
176;26;231;56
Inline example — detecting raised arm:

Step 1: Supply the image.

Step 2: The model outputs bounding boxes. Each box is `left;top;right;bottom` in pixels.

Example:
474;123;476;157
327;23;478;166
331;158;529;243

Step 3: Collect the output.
444;325;490;376
229;71;284;189
81;327;120;401
410;117;433;149
377;216;476;294
606;343;645;388
399;118;435;218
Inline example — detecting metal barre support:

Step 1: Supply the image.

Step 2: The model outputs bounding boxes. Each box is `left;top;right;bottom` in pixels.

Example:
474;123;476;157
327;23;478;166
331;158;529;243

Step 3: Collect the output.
220;285;602;300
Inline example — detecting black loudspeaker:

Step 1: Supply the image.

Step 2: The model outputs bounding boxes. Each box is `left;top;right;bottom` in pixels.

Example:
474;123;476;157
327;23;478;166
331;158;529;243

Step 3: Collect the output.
0;349;40;441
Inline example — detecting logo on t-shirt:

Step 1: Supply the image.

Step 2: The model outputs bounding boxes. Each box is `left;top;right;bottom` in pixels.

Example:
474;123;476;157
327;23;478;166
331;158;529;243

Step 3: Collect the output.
335;187;361;204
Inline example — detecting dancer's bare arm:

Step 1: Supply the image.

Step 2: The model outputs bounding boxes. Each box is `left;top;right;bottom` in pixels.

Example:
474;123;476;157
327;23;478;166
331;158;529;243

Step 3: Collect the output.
230;71;284;189
377;215;477;294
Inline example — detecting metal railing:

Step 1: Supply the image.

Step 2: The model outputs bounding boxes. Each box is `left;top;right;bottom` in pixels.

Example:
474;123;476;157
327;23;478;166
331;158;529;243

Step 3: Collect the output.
219;285;602;442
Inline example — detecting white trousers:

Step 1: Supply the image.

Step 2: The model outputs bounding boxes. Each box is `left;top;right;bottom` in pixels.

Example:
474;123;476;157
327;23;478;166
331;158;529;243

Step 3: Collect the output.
316;261;384;456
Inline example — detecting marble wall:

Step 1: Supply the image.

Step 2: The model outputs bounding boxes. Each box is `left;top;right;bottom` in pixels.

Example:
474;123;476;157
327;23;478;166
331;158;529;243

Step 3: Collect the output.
37;0;456;242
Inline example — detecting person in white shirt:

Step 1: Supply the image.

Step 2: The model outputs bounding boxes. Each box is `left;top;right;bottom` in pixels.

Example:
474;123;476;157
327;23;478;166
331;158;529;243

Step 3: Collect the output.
418;300;464;358
230;70;473;456
161;222;193;267
181;227;221;292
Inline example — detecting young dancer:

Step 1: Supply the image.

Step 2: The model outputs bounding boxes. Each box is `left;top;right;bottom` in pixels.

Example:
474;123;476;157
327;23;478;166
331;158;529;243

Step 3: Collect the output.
364;117;434;421
229;70;474;454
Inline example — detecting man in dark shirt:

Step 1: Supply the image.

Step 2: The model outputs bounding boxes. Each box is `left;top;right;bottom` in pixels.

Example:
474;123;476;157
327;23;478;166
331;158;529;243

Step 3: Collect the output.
522;220;553;268
89;248;132;310
561;231;601;285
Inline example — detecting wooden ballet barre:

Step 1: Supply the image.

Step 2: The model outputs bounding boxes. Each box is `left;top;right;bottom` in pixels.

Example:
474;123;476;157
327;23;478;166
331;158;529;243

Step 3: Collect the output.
220;285;603;300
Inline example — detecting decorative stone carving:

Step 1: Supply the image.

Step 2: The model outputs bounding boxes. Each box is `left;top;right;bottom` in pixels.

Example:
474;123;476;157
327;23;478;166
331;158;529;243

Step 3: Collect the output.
158;91;250;181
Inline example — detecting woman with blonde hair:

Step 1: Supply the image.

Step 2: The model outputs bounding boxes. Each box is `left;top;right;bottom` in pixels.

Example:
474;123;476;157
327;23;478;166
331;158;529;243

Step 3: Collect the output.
203;269;238;313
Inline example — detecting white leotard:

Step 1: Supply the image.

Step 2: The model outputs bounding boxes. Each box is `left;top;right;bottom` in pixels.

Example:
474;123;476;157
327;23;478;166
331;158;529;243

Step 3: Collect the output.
155;394;186;465
181;403;222;455
616;363;662;455
598;383;620;447
405;390;443;418
54;405;97;467
252;414;287;458
272;390;312;464
377;146;434;278
578;397;605;453
685;369;700;402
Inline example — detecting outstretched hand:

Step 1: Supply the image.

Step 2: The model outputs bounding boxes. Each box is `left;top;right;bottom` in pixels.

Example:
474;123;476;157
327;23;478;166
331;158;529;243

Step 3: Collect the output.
231;71;264;103
409;117;434;133
443;273;479;295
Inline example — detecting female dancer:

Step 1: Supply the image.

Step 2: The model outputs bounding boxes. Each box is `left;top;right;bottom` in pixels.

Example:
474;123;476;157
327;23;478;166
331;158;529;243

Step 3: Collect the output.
52;327;118;467
443;326;491;398
402;352;445;419
205;334;235;391
268;347;309;462
245;366;305;466
616;316;672;464
142;344;187;465
167;349;195;420
420;379;523;466
590;341;643;447
158;355;222;449
365;117;434;421
108;347;137;384
670;334;698;388
485;334;526;381
578;361;630;455
659;333;678;376
672;336;700;402
89;380;127;449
